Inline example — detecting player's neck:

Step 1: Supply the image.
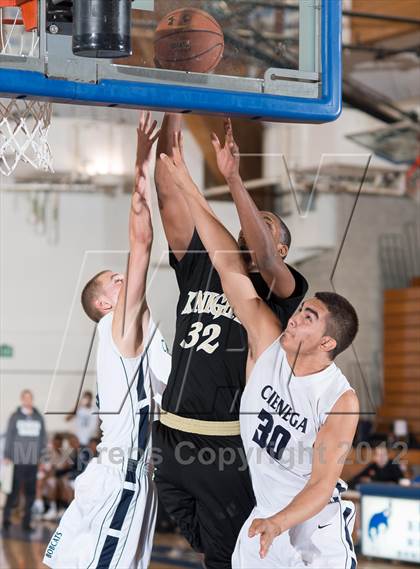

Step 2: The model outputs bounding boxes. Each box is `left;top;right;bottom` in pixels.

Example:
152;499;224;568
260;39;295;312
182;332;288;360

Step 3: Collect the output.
286;351;332;377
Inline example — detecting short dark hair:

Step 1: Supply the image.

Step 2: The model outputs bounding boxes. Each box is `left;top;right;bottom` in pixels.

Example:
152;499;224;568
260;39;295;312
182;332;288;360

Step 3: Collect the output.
81;270;110;322
315;291;359;359
273;213;292;248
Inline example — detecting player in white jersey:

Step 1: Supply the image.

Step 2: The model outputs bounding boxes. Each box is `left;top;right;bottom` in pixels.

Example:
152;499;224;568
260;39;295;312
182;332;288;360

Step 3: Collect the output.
160;131;360;568
44;113;171;569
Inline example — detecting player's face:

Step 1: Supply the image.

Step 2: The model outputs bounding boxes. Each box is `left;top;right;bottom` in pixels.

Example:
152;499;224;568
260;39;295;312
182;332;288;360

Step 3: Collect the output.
98;271;125;308
280;298;333;356
237;211;285;260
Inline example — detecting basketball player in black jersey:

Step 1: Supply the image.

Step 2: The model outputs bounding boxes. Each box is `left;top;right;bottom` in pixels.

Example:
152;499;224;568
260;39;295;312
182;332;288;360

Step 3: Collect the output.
153;114;308;569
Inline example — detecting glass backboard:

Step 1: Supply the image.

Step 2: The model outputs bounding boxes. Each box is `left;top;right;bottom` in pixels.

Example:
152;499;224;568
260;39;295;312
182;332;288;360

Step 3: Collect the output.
347;122;420;165
0;0;342;123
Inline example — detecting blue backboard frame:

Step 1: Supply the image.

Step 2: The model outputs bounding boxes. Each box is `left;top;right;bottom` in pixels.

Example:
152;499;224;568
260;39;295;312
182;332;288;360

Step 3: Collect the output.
0;1;342;123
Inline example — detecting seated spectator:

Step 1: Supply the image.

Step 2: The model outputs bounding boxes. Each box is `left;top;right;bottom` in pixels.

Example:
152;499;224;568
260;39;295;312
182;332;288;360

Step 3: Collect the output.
351;442;405;487
41;434;80;521
78;436;100;473
34;433;99;523
53;435;82;509
34;433;66;517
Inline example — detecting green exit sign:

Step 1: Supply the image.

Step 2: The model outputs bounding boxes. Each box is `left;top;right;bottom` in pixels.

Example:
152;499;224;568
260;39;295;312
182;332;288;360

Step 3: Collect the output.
0;344;13;358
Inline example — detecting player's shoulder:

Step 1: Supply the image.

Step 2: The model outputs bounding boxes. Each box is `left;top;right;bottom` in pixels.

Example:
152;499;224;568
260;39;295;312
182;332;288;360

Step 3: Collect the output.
250;335;284;373
331;388;359;414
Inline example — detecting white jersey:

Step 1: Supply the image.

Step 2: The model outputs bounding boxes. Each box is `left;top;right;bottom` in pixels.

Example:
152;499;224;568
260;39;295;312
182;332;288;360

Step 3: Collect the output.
44;312;171;569
240;337;353;515
233;338;357;568
96;312;171;466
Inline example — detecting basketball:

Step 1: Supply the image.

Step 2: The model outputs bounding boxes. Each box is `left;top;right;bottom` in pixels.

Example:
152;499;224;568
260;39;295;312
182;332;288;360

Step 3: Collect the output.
154;8;224;73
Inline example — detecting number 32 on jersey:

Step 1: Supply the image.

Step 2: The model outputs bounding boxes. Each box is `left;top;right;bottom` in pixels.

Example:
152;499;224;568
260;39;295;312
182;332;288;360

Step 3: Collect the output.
180;322;221;354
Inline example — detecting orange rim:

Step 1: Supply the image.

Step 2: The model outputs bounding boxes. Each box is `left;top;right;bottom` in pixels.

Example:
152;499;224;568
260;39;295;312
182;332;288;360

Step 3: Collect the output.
0;0;37;31
1;18;25;25
21;0;37;31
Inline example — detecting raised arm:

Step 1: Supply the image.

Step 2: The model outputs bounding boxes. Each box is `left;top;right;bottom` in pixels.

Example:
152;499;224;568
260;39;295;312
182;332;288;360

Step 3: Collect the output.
154;113;195;259
159;133;281;363
112;112;159;357
249;389;360;558
212;119;295;298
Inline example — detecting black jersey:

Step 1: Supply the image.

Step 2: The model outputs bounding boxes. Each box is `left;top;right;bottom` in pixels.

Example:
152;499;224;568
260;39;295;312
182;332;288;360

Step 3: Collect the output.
162;230;308;421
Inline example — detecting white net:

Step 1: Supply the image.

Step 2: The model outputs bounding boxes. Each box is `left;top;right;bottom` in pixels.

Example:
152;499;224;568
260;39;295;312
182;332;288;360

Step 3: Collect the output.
0;6;53;176
0;99;53;176
0;6;39;56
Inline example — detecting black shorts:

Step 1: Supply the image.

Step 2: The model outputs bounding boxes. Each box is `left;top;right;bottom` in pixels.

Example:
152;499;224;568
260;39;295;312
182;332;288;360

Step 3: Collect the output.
153;421;255;569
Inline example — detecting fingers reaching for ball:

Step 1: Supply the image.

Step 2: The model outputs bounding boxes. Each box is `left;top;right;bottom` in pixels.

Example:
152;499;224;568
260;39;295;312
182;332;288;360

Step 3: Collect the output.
212;118;240;181
136;111;161;187
159;131;196;192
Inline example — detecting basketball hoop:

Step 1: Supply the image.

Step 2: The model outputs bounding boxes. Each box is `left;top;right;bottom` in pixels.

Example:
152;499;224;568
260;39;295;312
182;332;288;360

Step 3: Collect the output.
0;1;53;176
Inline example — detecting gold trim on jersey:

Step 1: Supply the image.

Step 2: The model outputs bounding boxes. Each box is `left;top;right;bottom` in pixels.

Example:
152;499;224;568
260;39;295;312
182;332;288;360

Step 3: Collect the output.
159;410;241;436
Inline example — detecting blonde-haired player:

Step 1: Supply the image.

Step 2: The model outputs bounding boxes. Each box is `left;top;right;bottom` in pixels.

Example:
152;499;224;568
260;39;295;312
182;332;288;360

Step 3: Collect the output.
44;113;171;569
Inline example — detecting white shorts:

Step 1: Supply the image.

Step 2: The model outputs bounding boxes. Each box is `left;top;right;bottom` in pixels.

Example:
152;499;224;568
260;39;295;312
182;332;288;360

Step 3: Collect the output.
232;500;357;569
43;458;157;569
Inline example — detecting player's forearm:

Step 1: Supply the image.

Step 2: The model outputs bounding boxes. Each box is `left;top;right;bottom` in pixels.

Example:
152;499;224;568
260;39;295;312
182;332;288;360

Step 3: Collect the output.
136;156;150;181
130;173;153;246
228;173;277;266
228;174;294;297
128;190;153;313
153;116;194;250
272;480;335;533
134;172;152;211
126;249;150;310
114;248;150;347
183;180;244;275
129;213;153;250
136;132;153;185
157;113;182;157
154;114;182;199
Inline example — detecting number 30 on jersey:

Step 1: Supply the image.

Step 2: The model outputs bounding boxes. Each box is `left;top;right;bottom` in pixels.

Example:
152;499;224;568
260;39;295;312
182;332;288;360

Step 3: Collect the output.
180;322;221;354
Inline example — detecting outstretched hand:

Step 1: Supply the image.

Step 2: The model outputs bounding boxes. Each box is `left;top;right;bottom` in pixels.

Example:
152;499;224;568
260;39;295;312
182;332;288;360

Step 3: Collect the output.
211;118;240;181
248;516;282;559
159;131;196;193
136;111;161;183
